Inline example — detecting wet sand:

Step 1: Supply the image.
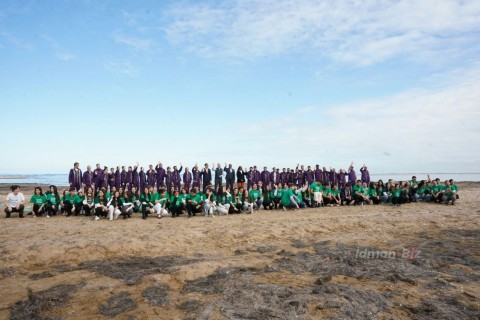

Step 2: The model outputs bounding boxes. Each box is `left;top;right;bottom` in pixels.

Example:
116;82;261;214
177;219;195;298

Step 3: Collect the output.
0;183;479;319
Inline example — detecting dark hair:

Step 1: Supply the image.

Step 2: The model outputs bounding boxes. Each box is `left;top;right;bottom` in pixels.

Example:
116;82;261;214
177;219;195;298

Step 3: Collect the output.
34;187;43;195
10;185;20;192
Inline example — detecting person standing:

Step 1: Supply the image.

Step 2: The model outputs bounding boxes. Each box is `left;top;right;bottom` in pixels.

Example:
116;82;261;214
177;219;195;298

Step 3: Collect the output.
224;163;235;191
139;167;147;193
69;162;83;191
360;165;371;185
260;166;271;191
115;166;122;190
172;164;183;191
120;166;127;189
236;166;246;190
155;162;166;191
348;162;357;186
183;167;192;192
214;163;223;193
125;166;133;191
93;163;104;194
108;168;116;192
132;163;140;191
201;163;212;192
192;164;201;191
82;165;94;190
147;165;156;189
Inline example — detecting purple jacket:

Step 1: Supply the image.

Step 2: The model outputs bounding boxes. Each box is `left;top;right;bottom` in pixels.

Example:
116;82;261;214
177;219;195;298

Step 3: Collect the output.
192;168;201;182
183;172;192;185
314;168;322;181
155;166;166;185
147;169;156;186
360;168;370;184
83;170;93;186
115;169;121;188
348;167;357;184
261;170;271;184
305;170;314;185
172;167;183;184
121;169;127;185
69;168;82;186
93;168;104;185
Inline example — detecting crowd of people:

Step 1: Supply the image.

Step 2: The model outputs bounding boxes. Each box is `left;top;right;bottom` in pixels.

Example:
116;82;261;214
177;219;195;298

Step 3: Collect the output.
3;161;459;220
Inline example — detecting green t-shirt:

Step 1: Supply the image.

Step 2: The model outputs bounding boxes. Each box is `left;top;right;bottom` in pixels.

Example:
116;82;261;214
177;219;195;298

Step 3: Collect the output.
409;180;419;186
105;192;111;200
323;188;332;196
310;182;323;193
263;191;273;203
217;193;228;205
64;193;76;203
430;185;440;194
139;193;151;203
274;189;283;199
46;193;58;205
450;185;459;192
249;189;261;202
174;194;186;206
331;189;340;197
294;189;303;201
73;194;84;205
94;196;106;205
281;188;293;207
151;192;160;203
30;194;47;205
438;184;446;191
352;185;364;195
85;194;95;205
187;193;202;205
392;189;402;197
159;194;168;205
368;188;377;197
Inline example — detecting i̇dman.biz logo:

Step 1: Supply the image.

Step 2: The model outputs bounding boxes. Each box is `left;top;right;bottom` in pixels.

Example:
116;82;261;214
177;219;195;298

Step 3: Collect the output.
356;245;421;261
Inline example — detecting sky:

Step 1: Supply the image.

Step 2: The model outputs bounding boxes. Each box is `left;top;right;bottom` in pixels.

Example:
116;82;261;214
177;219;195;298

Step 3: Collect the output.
1;0;479;174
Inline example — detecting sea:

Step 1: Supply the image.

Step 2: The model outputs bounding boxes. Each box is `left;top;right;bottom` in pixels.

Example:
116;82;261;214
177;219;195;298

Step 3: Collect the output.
0;173;479;186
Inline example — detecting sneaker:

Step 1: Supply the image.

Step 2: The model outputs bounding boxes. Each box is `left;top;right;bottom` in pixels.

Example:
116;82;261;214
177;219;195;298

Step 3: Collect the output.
46;215;50;218
95;216;100;221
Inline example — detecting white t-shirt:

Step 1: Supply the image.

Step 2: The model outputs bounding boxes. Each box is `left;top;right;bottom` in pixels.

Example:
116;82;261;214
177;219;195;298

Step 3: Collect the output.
6;192;25;208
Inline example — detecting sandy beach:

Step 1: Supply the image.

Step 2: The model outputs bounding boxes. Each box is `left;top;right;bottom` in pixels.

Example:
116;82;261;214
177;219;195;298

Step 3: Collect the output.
0;183;479;319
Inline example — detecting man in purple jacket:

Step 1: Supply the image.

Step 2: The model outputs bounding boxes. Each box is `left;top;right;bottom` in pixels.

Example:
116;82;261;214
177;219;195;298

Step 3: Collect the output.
172;164;183;191
69;162;82;191
115;166;122;190
139;167;147;192
314;165;322;183
83;165;94;190
146;165;156;189
183;167;192;192
305;166;314;186
260;166;271;191
155;162;166;191
192;164;201;190
120;166;127;189
348;162;357;186
360;165;371;184
132;164;140;191
93;163;104;194
125;166;133;191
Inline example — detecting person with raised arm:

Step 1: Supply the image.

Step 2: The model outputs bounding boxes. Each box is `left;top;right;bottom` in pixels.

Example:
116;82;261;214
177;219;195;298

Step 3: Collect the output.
360;164;370;185
348;162;357;186
172;164;183;191
192;163;201;191
93;163;104;194
125;166;133;191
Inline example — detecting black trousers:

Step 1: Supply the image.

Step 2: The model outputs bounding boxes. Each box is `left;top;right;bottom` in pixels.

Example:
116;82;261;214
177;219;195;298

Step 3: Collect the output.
64;201;74;216
187;203;202;216
263;201;274;210
171;204;185;217
83;204;93;216
33;204;45;216
214;178;222;192
229;203;242;214
5;205;25;218
47;203;58;216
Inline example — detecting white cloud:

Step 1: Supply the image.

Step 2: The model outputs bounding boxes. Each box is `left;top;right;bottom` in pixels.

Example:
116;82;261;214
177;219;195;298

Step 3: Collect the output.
224;65;480;172
40;34;76;61
103;59;138;76
113;31;153;52
164;0;480;65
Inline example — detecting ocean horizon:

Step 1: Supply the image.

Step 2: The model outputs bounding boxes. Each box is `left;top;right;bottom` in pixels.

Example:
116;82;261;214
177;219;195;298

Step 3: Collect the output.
1;173;479;186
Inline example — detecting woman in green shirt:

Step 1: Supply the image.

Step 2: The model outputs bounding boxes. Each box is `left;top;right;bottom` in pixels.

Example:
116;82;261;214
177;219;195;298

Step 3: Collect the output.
281;184;299;210
249;184;263;211
367;182;379;205
390;184;402;206
45;185;61;217
242;189;253;213
30;187;47;217
83;187;95;216
139;187;154;220
273;183;283;209
229;188;242;214
94;190;108;220
262;185;274;210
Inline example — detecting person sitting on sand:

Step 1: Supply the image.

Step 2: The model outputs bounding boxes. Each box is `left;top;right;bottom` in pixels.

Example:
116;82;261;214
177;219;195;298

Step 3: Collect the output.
202;188;216;217
281;184;299;210
63;188;77;216
45;185;60;217
94;189;108;220
186;188;203;217
83;187;95;216
249;184;262;211
4;185;26;218
309;179;323;207
30;187;47;217
330;184;341;206
107;191;123;220
139;187;154;220
352;180;368;205
443;186;456;205
449;179;459;199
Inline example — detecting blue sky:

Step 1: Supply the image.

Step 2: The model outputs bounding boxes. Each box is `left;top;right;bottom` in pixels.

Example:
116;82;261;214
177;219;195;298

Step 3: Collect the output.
1;0;479;174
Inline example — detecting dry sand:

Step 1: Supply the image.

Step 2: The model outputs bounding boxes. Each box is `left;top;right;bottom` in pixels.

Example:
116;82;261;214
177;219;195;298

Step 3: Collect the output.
0;183;479;319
